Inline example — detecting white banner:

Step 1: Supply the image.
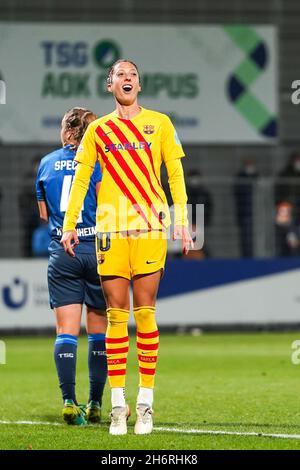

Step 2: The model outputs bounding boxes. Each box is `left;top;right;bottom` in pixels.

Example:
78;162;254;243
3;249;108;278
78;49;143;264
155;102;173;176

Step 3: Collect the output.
0;23;277;144
0;260;299;329
0;260;52;328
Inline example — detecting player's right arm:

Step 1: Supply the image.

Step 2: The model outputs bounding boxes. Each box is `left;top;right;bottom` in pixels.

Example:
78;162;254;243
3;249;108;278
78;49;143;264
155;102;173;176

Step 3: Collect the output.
37;200;49;222
61;123;98;256
35;160;49;222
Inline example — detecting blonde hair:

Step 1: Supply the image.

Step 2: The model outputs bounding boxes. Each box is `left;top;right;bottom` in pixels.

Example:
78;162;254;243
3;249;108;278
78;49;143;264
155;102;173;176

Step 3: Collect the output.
61;107;97;145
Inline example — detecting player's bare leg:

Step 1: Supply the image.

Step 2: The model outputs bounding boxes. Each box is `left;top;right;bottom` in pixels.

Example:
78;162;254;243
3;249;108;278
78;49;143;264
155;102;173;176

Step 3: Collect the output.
132;270;161;307
101;275;130;310
55;304;82;336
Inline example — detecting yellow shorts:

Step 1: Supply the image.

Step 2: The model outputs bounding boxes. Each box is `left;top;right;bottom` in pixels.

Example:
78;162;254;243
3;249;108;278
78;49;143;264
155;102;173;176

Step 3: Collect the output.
96;230;167;280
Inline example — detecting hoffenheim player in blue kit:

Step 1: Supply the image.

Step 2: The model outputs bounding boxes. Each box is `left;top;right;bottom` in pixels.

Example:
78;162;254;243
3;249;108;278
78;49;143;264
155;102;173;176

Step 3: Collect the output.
35;108;107;425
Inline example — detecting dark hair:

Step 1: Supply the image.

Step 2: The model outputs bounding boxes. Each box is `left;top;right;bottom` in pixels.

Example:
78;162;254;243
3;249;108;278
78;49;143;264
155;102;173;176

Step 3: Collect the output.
62;107;97;144
107;59;139;85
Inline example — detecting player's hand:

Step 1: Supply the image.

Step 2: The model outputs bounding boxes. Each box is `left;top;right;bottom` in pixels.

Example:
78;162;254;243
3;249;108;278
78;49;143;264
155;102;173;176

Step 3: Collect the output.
60;230;79;257
173;225;194;255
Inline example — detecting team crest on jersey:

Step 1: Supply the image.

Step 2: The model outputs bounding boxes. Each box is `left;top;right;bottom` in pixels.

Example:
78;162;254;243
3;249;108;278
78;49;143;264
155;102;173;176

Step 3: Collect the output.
97;253;105;264
143;125;155;135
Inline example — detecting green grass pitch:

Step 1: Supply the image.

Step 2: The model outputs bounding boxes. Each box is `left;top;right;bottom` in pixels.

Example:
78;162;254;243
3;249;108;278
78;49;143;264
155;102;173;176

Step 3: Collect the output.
1;332;300;450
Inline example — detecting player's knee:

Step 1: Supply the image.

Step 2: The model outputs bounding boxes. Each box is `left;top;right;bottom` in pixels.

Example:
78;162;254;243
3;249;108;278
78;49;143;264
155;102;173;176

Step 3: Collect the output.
107;307;130;326
133;306;156;324
105;294;129;311
56;325;80;336
86;307;107;317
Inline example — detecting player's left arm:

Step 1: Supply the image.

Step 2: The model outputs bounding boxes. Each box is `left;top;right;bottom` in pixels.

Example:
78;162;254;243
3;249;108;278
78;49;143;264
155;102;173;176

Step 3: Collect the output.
165;158;194;254
161;115;193;254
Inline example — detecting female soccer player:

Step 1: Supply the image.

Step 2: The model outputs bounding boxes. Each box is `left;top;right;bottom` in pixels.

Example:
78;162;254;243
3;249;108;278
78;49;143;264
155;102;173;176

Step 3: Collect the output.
61;61;193;435
36;108;107;425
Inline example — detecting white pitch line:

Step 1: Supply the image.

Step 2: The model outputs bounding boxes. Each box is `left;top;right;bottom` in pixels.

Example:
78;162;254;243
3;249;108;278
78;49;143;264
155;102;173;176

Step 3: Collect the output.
0;420;300;440
154;426;300;440
0;420;62;426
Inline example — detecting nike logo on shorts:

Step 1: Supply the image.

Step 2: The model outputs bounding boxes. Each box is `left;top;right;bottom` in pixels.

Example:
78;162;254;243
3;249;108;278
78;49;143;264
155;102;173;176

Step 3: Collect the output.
146;260;158;264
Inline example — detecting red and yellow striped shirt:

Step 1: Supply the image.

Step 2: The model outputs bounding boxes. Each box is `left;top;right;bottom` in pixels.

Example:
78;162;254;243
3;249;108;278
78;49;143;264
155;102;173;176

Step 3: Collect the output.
64;107;186;232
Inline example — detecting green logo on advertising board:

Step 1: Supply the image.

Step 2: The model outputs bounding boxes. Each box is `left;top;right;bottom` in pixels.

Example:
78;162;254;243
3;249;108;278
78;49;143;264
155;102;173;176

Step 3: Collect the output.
93;40;121;69
225;25;277;138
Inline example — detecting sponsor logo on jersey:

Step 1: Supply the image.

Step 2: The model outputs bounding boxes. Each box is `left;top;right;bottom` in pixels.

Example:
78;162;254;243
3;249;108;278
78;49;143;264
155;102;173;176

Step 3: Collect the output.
56;226;96;237
104;142;152;153
143;125;155;134
77;144;84;153
76;226;96;237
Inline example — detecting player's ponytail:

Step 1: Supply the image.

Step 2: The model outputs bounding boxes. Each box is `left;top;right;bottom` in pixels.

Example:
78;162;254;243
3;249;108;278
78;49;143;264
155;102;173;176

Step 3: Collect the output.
61;107;97;148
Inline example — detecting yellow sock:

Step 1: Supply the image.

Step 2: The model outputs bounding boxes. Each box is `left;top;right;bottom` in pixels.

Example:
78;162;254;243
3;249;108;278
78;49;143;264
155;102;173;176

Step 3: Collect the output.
133;306;159;389
105;308;130;388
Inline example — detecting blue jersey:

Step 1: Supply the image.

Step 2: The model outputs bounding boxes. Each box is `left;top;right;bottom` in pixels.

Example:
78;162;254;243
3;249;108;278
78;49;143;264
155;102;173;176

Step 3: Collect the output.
36;145;102;253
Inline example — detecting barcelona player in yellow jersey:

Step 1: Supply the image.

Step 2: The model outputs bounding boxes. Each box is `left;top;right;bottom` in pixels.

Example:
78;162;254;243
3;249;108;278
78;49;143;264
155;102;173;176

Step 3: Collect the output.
61;60;193;435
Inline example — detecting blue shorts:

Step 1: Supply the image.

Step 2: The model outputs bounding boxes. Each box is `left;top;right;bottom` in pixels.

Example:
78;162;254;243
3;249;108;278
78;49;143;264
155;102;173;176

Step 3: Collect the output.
48;249;106;310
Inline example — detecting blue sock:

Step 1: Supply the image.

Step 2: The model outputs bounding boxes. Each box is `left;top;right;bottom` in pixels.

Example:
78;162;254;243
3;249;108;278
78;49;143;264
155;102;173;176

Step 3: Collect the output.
54;334;78;403
88;334;107;405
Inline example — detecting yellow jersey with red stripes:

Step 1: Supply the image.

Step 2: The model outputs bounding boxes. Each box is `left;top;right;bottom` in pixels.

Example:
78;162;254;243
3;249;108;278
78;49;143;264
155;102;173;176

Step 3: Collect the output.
75;107;185;232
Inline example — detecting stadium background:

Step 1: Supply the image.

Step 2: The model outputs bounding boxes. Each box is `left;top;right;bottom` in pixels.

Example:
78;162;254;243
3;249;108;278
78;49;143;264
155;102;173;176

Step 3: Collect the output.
1;0;300;330
0;0;299;257
1;0;300;452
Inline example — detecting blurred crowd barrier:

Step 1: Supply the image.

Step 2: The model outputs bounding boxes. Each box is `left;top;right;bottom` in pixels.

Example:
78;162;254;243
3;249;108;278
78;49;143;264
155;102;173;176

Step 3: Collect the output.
0;176;290;259
3;174;300;259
